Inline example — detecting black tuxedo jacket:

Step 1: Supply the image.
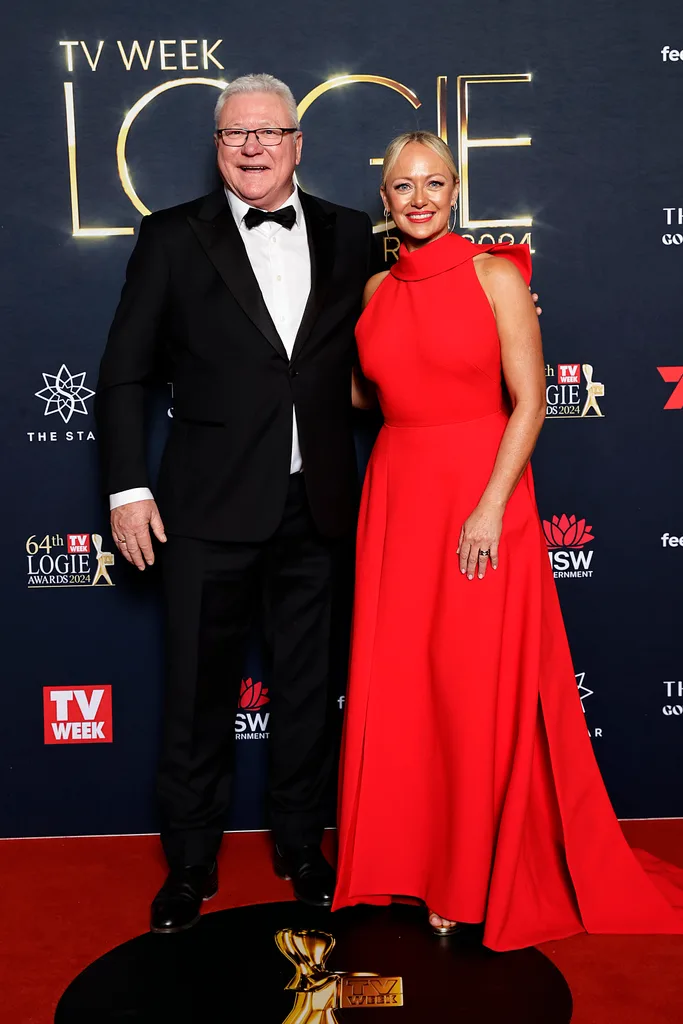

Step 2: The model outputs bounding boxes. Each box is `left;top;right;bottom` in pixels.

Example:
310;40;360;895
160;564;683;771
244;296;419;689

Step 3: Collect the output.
96;189;374;541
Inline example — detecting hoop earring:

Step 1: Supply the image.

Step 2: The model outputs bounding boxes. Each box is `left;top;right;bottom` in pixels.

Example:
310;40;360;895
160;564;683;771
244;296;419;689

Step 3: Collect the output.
384;207;391;236
449;200;458;232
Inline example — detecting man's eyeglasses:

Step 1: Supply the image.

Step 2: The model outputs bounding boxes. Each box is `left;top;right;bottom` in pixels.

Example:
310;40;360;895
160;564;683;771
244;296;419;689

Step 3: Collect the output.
215;128;299;147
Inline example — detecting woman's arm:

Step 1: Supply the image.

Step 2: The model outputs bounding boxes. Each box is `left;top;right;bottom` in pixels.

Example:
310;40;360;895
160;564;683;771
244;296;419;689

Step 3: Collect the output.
458;254;546;579
352;363;376;409
351;271;388;409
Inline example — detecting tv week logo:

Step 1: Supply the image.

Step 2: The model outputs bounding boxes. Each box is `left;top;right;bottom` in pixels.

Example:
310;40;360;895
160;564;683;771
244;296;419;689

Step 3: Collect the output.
558;364;581;385
67;534;90;554
44;686;113;744
543;514;595;579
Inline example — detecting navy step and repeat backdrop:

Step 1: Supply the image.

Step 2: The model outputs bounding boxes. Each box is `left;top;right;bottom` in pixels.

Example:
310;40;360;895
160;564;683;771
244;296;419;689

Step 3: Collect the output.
1;1;681;839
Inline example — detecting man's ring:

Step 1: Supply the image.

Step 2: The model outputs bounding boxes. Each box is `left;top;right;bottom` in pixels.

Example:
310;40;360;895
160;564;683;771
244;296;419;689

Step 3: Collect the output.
479;549;490;558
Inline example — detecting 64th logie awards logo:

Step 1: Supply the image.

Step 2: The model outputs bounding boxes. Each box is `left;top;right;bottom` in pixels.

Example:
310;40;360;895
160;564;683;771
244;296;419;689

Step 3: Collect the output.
26;532;115;588
545;363;605;418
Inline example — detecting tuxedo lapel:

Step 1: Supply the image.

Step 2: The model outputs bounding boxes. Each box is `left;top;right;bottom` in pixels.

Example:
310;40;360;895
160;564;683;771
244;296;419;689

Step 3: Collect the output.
290;191;336;364
187;190;288;361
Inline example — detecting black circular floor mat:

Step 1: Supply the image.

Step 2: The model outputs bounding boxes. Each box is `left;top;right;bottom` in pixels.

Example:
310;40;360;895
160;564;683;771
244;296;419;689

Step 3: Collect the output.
55;902;572;1023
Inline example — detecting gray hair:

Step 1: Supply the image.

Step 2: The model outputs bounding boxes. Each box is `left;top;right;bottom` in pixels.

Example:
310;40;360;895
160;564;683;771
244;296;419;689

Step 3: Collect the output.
214;73;300;129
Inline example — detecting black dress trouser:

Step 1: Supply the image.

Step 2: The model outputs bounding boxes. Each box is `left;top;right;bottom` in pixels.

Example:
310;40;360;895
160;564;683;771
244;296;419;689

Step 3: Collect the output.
157;474;339;868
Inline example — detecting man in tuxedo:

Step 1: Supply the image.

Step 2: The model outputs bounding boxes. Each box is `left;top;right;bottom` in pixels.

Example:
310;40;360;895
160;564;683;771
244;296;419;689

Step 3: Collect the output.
96;73;374;933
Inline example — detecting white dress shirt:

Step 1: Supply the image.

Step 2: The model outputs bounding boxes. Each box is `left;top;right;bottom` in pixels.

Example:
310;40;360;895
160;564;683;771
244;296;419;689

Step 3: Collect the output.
110;186;311;510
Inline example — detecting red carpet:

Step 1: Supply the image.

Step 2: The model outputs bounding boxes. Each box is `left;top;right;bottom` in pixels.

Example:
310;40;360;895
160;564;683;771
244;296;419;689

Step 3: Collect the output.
2;821;682;1023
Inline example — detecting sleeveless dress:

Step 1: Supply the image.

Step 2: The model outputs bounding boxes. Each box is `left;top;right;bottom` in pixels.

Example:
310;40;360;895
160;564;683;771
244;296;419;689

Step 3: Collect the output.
332;232;683;951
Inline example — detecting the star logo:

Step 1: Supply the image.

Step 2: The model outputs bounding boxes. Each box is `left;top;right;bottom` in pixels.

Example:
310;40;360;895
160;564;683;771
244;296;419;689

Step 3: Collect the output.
35;364;95;423
575;672;593;712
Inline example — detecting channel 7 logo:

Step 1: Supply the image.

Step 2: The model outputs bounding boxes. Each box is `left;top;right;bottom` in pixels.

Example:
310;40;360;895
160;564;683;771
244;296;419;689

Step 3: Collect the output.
657;367;683;409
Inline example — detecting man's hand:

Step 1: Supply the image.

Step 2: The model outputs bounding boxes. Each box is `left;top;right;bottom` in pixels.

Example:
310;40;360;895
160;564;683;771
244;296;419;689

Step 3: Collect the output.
531;291;542;316
111;499;167;570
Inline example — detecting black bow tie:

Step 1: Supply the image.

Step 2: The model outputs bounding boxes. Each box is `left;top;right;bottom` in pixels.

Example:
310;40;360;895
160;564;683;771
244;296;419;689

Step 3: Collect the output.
244;206;296;230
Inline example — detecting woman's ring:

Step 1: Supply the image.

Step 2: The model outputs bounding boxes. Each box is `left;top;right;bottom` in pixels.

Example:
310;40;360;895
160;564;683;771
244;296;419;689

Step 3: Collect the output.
479;549;490;558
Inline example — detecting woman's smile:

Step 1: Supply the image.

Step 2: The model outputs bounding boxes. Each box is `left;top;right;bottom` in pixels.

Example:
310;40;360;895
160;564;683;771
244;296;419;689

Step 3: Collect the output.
405;210;435;223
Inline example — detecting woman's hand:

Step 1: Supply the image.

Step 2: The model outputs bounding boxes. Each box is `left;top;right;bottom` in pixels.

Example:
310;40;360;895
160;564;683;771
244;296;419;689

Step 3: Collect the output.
458;502;504;579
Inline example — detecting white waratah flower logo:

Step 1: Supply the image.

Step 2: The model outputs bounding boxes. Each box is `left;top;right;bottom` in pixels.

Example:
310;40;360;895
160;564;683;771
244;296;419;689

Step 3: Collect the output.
35;365;95;423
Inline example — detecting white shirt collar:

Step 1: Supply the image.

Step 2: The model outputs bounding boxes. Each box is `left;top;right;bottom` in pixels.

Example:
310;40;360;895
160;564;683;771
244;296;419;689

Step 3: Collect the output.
225;185;303;229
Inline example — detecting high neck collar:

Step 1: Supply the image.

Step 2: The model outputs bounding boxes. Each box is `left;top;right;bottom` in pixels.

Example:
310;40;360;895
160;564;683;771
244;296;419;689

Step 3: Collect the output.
390;231;532;286
391;232;479;282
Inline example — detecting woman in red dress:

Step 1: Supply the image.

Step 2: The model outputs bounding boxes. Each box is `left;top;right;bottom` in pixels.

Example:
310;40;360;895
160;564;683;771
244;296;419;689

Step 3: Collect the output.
332;131;683;950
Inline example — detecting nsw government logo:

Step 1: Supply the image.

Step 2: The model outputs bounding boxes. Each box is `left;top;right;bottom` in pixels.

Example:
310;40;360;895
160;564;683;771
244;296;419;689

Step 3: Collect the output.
44;686;113;744
545;363;605;418
235;677;270;740
26;532;115;587
543;514;595;578
28;364;96;443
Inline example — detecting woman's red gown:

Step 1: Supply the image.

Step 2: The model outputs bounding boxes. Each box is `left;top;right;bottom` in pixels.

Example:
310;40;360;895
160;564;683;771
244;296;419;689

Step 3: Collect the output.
332;233;683;951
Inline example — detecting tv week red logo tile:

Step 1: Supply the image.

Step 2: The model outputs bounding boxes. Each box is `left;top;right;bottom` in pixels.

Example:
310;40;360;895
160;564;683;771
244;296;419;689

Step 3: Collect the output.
67;533;90;554
558;364;581;385
43;686;113;744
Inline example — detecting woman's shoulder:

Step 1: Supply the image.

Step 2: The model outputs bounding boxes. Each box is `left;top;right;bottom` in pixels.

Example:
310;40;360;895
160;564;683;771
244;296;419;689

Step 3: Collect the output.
472;252;530;304
473;251;519;278
471;242;532;287
363;270;391;307
475;251;518;272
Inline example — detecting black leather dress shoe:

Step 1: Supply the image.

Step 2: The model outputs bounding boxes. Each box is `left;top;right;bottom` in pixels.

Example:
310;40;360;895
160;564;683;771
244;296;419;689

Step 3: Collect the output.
150;863;218;934
274;845;336;908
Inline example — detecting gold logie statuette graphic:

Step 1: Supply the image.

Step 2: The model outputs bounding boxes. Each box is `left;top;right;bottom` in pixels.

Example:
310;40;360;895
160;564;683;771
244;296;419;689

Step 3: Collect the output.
276;929;403;1024
91;533;115;586
581;363;605;417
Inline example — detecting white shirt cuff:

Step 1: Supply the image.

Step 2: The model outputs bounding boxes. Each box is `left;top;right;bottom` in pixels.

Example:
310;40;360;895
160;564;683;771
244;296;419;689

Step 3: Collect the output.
109;487;154;510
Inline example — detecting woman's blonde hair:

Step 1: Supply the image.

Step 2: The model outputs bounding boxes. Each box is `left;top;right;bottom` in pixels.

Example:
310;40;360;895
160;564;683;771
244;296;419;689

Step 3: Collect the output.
381;130;459;188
